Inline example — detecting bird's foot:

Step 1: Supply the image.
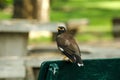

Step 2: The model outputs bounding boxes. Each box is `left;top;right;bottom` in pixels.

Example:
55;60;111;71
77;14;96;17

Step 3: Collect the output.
63;56;72;62
63;56;69;61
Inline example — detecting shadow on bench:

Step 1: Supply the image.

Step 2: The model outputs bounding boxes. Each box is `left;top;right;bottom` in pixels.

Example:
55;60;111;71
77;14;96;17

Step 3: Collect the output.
38;58;120;80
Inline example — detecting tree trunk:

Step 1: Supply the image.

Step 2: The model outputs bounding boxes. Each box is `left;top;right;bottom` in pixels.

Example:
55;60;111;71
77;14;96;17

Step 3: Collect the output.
36;0;50;22
13;0;50;22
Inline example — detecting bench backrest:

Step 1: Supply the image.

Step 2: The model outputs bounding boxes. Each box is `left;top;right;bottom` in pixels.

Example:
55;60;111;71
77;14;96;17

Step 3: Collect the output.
38;58;120;80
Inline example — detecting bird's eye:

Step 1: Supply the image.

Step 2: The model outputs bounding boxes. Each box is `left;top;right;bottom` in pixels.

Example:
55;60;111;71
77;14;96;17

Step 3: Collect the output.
61;28;64;30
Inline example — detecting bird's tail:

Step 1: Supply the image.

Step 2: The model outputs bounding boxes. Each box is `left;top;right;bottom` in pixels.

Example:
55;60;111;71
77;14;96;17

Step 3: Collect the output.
77;63;84;67
74;55;84;67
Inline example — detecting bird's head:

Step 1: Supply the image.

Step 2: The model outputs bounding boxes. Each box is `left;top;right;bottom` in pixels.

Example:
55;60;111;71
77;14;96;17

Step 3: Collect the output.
57;26;66;34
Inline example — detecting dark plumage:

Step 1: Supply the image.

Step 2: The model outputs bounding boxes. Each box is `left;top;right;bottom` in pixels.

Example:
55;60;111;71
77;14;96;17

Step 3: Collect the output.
56;26;84;67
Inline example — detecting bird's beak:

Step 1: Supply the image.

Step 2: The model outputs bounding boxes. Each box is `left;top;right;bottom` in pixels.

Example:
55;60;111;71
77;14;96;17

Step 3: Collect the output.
57;27;61;30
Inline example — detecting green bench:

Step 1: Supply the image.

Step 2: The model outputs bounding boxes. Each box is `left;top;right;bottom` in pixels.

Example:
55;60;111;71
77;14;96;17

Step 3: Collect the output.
38;58;120;80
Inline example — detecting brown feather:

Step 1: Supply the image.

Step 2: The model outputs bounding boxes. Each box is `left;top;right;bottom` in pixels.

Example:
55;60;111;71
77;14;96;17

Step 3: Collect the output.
56;26;83;66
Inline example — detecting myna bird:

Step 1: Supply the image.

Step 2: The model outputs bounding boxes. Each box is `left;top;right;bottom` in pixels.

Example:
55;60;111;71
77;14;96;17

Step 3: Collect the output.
56;26;84;67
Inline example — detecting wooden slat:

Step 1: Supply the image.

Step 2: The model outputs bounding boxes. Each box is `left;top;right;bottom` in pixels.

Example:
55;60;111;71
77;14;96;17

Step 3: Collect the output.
0;66;25;78
0;57;25;78
0;57;24;66
0;20;65;32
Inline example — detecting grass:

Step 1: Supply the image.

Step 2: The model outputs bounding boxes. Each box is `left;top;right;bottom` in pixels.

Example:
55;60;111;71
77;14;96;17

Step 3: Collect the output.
29;36;51;44
0;10;12;19
76;32;113;43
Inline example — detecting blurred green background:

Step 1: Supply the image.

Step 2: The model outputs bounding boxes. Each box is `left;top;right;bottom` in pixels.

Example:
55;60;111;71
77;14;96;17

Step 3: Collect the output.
0;0;120;43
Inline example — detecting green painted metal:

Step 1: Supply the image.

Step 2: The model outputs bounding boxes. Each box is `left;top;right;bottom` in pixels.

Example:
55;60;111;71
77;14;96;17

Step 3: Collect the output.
38;58;120;80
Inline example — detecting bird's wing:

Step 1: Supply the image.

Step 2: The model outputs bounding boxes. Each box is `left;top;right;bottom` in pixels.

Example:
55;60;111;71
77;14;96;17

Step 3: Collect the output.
56;34;81;62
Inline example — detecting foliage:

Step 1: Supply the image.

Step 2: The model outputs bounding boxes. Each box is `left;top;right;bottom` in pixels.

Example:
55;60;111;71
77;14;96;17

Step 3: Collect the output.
51;1;120;26
0;11;11;19
0;0;13;9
